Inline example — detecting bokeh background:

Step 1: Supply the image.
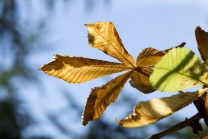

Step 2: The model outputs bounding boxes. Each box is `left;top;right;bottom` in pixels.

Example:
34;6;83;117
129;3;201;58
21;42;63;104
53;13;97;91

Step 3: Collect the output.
0;0;208;138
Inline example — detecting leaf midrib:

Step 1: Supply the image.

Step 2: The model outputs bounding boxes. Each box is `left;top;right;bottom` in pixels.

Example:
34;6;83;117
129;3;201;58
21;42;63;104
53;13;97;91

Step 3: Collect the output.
90;26;135;68
156;67;208;85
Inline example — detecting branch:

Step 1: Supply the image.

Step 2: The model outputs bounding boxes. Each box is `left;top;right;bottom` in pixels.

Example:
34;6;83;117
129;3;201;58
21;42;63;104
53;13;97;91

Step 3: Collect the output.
146;113;202;139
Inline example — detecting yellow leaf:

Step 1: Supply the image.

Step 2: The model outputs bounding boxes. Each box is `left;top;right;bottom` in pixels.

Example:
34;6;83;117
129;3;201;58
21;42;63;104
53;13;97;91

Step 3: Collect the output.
85;22;135;68
116;88;208;128
39;54;130;83
195;26;208;65
82;70;133;125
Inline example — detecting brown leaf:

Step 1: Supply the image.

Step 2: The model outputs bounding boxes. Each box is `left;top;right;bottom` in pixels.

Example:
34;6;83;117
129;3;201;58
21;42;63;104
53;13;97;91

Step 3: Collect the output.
116;88;208;128
129;69;155;94
136;47;165;67
39;54;130;83
195;26;208;65
205;93;208;124
190;119;203;134
82;70;133;125
85;22;135;68
191;133;208;139
129;47;165;93
193;96;208;126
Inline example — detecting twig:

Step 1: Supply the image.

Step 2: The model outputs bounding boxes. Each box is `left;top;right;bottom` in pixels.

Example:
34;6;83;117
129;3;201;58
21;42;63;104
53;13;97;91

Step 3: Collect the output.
146;113;202;139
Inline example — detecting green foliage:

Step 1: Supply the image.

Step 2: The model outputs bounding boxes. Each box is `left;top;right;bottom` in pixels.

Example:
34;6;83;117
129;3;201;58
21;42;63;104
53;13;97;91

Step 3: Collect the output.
150;47;208;92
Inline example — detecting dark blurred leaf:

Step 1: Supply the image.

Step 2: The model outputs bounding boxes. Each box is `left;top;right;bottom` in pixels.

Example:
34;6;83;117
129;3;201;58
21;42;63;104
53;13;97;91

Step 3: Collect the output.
195;26;208;65
205;93;208;125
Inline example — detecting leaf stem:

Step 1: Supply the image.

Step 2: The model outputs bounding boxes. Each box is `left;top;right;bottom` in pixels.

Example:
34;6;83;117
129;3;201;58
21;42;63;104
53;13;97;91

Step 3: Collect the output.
146;113;201;139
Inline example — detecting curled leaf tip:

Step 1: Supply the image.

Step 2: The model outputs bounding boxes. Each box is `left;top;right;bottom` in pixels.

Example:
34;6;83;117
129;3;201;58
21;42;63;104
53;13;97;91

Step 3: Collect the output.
195;26;202;30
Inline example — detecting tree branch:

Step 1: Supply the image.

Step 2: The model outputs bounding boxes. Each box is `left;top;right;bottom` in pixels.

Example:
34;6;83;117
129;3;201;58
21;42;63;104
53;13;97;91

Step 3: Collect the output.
146;113;201;139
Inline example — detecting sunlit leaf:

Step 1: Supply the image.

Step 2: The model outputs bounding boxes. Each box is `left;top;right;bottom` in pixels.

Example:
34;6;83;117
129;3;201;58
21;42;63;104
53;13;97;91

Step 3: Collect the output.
150;47;208;92
85;22;135;68
39;54;130;83
195;26;208;65
129;47;165;93
116;88;208;128
82;70;133;125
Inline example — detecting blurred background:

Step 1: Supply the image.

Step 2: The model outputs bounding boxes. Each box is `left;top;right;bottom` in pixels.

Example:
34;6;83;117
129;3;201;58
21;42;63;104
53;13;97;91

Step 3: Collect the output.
0;0;208;138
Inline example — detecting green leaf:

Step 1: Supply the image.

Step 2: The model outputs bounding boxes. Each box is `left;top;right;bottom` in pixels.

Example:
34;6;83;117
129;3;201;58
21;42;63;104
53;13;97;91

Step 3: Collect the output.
150;47;208;92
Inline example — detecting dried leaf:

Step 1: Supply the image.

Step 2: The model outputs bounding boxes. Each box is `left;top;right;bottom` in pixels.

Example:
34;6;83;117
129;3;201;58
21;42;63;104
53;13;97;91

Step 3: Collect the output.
205;93;208;124
190;119;203;134
193;97;208;126
116;88;208;128
82;70;133;125
129;69;155;94
85;22;135;68
195;26;208;65
136;47;165;67
39;54;130;83
129;47;165;93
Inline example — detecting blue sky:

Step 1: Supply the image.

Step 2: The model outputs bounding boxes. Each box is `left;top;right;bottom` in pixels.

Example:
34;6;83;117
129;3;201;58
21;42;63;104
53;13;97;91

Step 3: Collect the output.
22;0;208;138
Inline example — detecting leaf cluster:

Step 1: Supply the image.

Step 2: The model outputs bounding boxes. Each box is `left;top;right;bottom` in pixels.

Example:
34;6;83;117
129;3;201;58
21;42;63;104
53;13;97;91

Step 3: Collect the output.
39;22;208;138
